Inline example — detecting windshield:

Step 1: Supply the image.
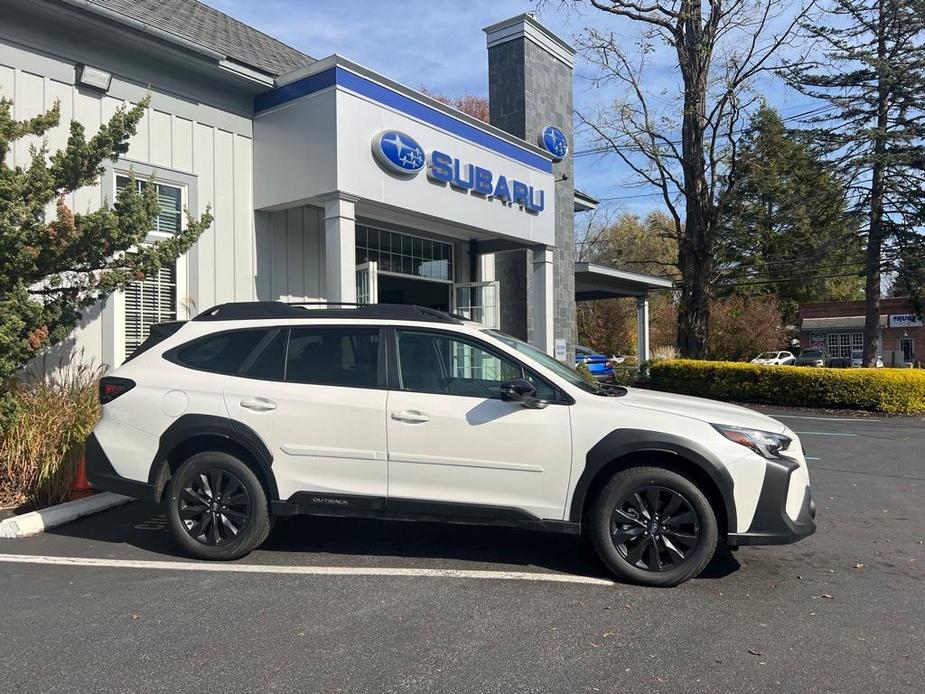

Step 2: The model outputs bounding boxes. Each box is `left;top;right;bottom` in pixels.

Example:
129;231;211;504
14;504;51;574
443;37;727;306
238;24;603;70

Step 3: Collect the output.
756;352;777;359
485;330;601;394
801;349;823;358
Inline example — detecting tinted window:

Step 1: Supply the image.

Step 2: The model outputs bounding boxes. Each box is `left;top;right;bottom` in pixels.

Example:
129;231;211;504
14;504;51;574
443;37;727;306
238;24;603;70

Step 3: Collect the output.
243;331;287;381
286;328;380;388
396;330;556;400
174;330;268;374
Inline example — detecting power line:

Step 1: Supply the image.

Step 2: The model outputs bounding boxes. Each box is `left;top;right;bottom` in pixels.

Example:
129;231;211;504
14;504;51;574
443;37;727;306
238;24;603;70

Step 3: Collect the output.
573;103;839;159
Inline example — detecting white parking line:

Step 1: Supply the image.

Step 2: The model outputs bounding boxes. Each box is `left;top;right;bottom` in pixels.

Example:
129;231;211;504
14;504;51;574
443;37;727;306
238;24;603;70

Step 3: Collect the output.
793;431;858;437
0;553;614;586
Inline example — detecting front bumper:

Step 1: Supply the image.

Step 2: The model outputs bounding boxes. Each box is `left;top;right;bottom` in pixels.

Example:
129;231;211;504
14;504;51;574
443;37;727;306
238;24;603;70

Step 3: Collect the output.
727;457;816;547
85;433;158;502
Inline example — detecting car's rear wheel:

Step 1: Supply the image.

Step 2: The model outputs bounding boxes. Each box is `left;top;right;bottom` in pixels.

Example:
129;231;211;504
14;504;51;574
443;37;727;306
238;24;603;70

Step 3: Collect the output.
590;466;718;587
166;451;270;560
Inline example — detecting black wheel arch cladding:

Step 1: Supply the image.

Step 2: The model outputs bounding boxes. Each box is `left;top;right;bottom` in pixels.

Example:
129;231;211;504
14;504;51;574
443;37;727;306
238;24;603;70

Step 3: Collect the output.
570;428;737;534
148;414;279;501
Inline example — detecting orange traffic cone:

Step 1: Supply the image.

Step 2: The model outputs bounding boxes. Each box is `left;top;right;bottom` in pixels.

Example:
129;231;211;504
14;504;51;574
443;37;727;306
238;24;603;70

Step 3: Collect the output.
70;450;94;499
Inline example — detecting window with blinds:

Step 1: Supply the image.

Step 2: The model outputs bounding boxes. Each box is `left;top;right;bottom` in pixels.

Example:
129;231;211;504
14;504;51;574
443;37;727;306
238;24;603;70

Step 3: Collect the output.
116;175;183;359
116;175;183;237
124;263;177;359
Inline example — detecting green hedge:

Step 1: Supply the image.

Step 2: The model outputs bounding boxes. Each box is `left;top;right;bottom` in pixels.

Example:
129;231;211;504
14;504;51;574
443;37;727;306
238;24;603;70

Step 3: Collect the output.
649;359;925;414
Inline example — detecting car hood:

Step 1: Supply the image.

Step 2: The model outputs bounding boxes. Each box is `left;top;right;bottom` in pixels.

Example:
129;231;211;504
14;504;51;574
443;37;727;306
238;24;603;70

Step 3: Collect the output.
619;388;788;433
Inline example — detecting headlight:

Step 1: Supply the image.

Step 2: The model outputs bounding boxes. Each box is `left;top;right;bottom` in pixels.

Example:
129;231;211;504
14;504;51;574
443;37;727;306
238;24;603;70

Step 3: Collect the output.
712;424;792;460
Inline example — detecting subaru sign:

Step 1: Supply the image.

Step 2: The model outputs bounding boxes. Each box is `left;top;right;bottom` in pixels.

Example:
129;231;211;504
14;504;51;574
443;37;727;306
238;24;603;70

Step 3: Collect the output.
372;130;426;175
371;130;545;214
540;125;568;161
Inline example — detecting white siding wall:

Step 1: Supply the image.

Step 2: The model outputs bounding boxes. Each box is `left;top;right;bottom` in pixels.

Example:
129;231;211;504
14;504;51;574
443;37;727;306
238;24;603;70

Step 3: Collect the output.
255;206;325;303
1;58;256;372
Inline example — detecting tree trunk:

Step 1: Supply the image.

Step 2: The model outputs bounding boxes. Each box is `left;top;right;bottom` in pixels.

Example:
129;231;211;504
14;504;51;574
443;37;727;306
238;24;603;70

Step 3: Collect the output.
863;0;888;367
675;1;712;359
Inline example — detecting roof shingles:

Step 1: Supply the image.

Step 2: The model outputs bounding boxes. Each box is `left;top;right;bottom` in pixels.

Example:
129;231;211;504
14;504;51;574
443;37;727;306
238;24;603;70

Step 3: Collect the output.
85;0;313;77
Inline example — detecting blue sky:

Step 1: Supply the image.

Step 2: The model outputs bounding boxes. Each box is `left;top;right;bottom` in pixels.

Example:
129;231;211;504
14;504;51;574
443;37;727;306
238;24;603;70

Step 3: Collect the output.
208;1;820;217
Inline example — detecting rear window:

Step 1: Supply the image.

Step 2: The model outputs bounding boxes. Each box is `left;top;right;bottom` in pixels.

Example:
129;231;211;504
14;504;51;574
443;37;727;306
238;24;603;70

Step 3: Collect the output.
172;330;270;375
285;327;380;388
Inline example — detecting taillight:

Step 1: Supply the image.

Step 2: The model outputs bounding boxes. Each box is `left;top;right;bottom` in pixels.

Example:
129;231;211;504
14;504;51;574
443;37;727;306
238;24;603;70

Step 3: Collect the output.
99;377;136;404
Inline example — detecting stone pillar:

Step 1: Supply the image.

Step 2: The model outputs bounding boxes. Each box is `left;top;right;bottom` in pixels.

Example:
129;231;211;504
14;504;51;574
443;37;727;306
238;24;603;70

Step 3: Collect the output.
636;296;650;369
532;245;555;354
485;14;576;360
323;194;357;303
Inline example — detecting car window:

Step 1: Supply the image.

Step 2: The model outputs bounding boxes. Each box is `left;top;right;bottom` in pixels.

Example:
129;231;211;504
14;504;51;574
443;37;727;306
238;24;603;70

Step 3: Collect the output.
286;327;380;388
173;330;269;375
243;330;287;381
801;350;823;357
396;330;556;400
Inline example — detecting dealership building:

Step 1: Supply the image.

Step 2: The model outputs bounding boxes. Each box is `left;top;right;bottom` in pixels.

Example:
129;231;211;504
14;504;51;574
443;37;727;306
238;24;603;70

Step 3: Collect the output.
799;297;922;366
2;0;669;370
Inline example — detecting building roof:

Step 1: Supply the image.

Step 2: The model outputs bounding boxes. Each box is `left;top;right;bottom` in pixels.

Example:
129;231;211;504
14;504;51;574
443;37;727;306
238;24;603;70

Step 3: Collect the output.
801;316;888;331
81;0;313;77
575;262;673;300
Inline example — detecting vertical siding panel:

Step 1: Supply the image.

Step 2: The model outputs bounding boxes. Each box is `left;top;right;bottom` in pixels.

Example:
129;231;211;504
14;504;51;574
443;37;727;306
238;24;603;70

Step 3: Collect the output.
74;91;104;212
192;122;215;310
286;207;304;301
212;129;235;302
45;78;72;155
148;109;172;168
270;211;289;300
14;71;44;164
232;135;254;300
303;207;314;299
126;101;149;162
172;116;193;172
0;64;13;167
254;211;272;300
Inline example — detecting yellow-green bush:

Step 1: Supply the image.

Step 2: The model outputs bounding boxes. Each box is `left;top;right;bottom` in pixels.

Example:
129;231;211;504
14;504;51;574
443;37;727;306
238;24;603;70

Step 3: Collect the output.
649;359;925;414
0;363;102;508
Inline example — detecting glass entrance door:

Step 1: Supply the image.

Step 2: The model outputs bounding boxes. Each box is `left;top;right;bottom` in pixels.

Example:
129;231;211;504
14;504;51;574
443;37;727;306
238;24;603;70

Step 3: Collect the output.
355;261;378;305
453;281;500;328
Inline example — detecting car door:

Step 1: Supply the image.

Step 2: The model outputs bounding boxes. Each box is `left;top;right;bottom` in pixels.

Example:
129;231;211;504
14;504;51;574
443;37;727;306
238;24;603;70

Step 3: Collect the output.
223;325;389;503
385;328;573;520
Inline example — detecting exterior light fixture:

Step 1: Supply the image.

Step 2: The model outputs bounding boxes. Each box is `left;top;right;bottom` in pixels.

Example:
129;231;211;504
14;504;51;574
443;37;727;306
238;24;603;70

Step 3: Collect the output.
75;63;112;92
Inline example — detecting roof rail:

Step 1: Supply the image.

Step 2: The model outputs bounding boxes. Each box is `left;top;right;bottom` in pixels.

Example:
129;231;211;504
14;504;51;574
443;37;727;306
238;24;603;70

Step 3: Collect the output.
192;301;464;324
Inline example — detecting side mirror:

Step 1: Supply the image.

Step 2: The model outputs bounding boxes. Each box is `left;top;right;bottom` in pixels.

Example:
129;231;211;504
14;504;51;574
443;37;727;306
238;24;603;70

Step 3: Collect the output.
500;379;548;409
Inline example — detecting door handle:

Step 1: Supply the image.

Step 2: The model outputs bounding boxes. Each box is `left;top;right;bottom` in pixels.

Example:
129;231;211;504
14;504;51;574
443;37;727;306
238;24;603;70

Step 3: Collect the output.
240;397;277;412
391;410;430;423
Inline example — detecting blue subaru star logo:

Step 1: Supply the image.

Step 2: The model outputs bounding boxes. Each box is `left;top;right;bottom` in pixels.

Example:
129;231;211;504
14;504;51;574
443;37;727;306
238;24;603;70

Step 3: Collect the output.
541;126;568;161
373;130;426;175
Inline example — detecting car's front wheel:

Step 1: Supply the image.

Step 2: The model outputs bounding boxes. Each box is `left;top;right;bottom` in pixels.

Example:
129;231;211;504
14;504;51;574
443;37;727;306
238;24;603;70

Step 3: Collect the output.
590;466;718;587
166;451;271;560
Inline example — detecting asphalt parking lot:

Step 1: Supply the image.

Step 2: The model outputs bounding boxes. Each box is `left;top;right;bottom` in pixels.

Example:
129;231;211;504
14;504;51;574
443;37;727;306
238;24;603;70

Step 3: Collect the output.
0;408;922;693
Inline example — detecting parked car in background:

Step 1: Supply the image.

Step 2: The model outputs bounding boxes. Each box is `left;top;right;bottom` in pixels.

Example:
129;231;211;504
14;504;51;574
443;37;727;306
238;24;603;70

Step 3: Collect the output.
850;350;884;368
750;351;795;366
794;348;830;367
575;345;619;382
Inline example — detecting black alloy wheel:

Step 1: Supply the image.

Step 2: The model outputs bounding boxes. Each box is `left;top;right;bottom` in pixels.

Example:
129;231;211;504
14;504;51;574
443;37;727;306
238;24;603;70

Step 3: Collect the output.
178;469;252;546
610;485;700;572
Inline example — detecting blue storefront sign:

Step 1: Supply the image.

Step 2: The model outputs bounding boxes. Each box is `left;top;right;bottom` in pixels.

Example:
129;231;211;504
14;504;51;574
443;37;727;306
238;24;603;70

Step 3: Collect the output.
372;130;545;214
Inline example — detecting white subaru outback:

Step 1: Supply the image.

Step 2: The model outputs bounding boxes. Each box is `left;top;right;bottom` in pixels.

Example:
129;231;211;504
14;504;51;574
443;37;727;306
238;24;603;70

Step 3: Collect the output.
87;302;815;587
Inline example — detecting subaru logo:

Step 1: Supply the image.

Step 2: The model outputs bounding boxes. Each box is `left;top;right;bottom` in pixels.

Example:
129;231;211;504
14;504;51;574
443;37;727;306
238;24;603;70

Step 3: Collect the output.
372;130;426;175
540;125;568;161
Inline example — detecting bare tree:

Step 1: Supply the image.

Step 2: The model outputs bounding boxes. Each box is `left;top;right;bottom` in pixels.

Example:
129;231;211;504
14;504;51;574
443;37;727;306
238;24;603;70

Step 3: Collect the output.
576;0;814;357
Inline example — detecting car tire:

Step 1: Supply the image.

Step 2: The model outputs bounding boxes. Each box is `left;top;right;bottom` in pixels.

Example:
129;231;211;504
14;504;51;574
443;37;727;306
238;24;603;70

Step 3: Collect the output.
590;466;718;587
166;451;271;561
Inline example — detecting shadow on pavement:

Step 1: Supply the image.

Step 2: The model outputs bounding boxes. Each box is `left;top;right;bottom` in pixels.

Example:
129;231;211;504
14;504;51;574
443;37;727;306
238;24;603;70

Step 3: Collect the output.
45;500;740;581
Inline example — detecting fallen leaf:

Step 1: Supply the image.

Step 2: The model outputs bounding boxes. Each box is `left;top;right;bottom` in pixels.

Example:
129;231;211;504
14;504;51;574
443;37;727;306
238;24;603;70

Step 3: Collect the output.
854;563;865;569
822;593;834;599
748;648;763;656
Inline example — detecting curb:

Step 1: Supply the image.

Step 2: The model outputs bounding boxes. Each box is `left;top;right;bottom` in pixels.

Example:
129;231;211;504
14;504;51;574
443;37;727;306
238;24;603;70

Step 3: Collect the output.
0;492;133;539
